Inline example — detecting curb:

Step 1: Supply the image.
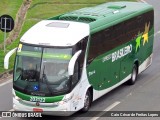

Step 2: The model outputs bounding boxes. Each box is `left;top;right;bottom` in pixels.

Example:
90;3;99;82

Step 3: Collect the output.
0;70;13;80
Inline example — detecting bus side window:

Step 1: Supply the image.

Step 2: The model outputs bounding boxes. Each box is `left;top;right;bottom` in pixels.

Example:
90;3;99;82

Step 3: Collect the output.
78;37;88;67
102;28;113;51
144;10;154;30
75;37;88;78
88;33;102;64
71;61;79;87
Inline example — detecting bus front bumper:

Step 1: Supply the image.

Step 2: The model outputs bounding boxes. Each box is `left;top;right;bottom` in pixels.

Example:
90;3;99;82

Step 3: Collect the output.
13;97;74;116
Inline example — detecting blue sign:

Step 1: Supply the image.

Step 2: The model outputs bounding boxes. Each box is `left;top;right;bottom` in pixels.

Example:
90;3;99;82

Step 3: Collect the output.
33;85;39;91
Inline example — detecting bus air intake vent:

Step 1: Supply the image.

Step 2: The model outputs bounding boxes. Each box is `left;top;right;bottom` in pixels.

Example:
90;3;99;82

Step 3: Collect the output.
60;16;77;21
78;17;96;23
59;16;96;23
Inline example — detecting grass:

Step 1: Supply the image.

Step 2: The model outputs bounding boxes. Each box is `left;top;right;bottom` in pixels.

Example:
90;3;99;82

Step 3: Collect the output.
0;0;136;74
0;0;23;73
0;0;23;44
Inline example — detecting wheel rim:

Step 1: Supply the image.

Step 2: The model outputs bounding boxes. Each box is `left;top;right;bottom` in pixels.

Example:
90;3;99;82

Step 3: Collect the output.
132;67;137;82
84;92;90;109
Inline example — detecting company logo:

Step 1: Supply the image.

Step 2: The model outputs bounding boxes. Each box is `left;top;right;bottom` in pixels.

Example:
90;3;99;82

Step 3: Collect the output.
112;44;132;62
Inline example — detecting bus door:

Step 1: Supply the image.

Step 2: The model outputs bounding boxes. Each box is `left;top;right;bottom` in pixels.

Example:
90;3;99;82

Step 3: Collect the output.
101;58;112;89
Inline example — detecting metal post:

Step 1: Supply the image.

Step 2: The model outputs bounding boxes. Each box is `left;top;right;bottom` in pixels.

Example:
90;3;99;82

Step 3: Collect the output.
4;17;7;53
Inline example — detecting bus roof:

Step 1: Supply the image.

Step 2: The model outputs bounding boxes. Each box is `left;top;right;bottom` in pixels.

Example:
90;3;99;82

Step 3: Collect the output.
21;2;153;47
21;20;89;47
49;2;153;33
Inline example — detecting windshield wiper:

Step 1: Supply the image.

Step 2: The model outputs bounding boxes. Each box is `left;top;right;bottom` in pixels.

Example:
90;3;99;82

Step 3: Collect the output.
23;64;39;92
42;65;53;95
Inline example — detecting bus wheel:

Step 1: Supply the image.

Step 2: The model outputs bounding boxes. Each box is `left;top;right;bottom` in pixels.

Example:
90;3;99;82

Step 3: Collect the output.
127;64;138;85
81;90;91;112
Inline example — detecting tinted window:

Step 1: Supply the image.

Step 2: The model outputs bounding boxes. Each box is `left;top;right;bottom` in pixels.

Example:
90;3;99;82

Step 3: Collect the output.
87;10;154;64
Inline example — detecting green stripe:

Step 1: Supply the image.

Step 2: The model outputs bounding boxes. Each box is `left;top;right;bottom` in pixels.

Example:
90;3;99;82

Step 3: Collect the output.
17;51;41;57
43;53;71;60
15;90;64;103
17;51;71;60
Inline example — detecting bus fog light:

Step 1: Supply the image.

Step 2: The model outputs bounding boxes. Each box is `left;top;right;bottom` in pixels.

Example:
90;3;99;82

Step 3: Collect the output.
58;101;65;105
15;96;21;101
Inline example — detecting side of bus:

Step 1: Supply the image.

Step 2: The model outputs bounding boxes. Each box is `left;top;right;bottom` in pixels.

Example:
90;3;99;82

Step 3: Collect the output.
85;9;154;103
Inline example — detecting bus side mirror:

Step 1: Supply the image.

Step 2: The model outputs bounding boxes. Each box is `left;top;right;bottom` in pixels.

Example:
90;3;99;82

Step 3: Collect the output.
68;50;82;76
4;48;17;69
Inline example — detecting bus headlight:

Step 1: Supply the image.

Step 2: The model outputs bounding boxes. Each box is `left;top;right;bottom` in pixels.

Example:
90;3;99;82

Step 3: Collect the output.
63;93;74;102
58;94;74;105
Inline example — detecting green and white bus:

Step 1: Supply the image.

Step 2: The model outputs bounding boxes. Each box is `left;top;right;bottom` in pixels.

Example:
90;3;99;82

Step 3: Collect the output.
4;2;154;115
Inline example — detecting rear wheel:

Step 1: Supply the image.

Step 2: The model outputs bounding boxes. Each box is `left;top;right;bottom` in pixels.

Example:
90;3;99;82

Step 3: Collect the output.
81;90;91;112
127;64;138;85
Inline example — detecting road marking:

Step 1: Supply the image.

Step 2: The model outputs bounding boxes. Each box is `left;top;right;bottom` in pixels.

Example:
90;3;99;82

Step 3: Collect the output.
154;31;160;36
138;0;147;3
0;80;12;87
9;109;14;111
90;101;121;120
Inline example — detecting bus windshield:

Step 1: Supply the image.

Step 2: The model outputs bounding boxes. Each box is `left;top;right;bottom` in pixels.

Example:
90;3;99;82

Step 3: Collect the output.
13;44;73;96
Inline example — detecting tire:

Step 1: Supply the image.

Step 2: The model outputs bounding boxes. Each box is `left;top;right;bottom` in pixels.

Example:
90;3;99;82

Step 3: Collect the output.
81;90;91;112
127;64;138;85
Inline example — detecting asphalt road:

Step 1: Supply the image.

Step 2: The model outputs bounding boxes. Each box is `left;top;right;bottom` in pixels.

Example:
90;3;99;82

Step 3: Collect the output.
0;0;160;120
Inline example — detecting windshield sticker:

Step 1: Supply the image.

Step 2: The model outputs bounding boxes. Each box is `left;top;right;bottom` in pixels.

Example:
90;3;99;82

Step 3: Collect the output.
43;53;71;60
17;51;41;57
17;44;22;52
33;85;39;91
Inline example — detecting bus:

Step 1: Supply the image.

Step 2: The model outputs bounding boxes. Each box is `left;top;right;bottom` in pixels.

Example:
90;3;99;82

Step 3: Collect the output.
4;1;154;115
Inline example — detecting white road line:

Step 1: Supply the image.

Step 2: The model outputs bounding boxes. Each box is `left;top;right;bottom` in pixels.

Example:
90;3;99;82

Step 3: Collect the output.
154;31;160;36
0;80;12;87
138;0;147;3
9;109;14;111
90;101;121;120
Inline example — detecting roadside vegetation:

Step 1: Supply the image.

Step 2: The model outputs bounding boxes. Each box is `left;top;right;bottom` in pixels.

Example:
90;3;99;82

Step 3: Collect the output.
0;0;135;74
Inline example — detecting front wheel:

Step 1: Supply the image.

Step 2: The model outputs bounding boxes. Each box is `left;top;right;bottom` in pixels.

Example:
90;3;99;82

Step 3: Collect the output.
127;64;138;85
81;90;91;112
